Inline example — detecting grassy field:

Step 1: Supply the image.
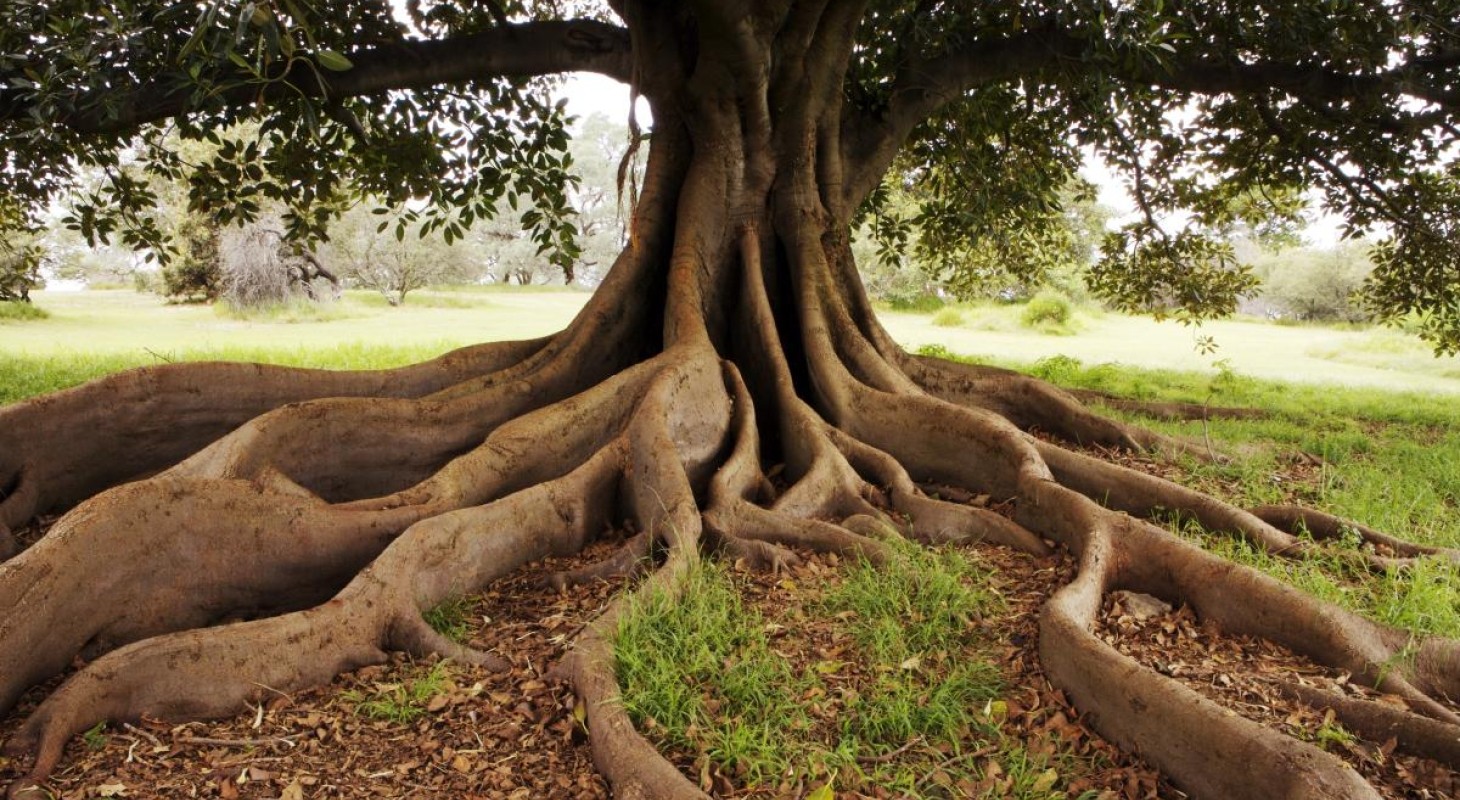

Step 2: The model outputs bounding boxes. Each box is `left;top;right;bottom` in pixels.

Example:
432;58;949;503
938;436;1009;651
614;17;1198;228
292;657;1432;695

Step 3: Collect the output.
0;289;589;404
878;301;1460;396
6;289;1459;402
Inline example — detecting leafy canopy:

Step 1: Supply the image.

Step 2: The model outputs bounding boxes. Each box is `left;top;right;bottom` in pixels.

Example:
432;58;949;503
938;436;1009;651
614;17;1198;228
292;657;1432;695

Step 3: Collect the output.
3;1;1459;348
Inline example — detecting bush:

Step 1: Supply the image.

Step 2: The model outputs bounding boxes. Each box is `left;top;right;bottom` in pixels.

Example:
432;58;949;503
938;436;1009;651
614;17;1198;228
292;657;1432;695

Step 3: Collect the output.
1020;290;1072;328
0;300;48;321
931;307;964;327
885;292;945;313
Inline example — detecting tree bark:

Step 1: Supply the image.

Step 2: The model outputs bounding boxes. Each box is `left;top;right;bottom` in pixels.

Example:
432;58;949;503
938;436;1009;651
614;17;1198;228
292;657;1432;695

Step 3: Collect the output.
1;4;1458;799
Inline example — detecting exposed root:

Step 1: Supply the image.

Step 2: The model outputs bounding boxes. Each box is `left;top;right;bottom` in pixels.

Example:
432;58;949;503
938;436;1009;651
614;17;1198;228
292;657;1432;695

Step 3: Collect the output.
1279;682;1460;766
0;479;425;715
903;353;1209;457
546;530;656;590
1066;387;1266;422
0;338;548;536
2;444;626;795
387;611;512;671
1038;439;1319;555
1253;504;1460;564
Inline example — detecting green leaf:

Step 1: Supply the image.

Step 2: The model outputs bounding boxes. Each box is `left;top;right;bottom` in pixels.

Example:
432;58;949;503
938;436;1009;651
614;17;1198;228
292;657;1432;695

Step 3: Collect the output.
316;50;353;71
806;781;834;800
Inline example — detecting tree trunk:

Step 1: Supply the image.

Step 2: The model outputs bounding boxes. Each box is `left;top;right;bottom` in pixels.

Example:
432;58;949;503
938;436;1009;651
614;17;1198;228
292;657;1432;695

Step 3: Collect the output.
1;4;1458;799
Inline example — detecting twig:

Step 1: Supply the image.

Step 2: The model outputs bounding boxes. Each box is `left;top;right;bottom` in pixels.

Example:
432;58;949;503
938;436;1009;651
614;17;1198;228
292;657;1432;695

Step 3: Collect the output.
856;736;924;765
175;734;299;749
122;723;163;748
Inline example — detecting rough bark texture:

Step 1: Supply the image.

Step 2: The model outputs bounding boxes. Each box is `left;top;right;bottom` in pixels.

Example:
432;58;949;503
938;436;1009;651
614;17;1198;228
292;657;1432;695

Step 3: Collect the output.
3;4;1459;799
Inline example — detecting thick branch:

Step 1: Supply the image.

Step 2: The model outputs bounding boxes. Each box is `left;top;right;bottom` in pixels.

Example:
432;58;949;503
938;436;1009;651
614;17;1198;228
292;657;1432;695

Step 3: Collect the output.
843;24;1458;207
10;20;632;134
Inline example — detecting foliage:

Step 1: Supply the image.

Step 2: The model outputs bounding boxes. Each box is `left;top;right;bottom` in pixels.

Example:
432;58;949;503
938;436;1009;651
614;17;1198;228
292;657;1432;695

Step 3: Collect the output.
857;178;1110;304
1020;290;1073;330
158;216;221;302
0;202;43;302
2;1;1457;349
0;300;47;322
321;205;477;306
1255;244;1374;323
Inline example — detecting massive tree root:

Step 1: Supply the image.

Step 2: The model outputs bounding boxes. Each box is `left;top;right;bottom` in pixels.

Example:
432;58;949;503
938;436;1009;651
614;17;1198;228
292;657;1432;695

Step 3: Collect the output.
4;8;1460;798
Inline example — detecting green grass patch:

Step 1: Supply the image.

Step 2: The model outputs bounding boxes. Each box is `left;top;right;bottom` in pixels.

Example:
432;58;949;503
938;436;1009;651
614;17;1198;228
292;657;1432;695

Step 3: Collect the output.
341;661;453;724
423;596;475;645
924;341;1460;640
615;544;1099;797
0;300;48;321
931;307;965;327
0;342;464;405
215;297;359;323
1019;290;1074;334
614;564;807;785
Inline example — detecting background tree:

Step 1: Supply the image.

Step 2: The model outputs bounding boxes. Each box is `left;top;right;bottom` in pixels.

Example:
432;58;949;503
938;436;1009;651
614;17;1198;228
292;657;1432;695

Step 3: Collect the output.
40;223;136;289
0;200;42;302
2;3;1460;800
1256;242;1377;323
219;221;340;308
857;177;1111;305
158;214;222;302
322;203;478;304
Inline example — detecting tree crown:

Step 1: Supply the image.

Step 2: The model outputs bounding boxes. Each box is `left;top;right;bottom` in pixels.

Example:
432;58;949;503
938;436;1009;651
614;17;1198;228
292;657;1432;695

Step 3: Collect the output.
3;1;1458;347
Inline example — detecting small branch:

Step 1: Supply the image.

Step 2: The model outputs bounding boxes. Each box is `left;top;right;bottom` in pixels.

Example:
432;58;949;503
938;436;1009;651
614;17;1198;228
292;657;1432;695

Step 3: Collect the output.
174;734;299;749
855;735;924;765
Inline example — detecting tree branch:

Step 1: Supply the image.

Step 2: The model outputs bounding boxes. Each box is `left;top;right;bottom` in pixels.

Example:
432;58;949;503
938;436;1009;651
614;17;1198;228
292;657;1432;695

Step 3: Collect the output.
841;23;1073;208
841;22;1459;210
5;19;632;135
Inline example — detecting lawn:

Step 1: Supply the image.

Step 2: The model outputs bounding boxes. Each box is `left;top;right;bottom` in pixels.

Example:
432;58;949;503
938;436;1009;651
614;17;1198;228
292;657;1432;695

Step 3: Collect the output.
6;290;1458;403
877;301;1460;396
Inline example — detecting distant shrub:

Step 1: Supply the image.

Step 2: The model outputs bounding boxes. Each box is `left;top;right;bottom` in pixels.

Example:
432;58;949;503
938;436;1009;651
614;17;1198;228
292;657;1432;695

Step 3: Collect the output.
931;307;964;327
886;292;945;313
1030;354;1084;383
0;300;47;321
1021;290;1072;329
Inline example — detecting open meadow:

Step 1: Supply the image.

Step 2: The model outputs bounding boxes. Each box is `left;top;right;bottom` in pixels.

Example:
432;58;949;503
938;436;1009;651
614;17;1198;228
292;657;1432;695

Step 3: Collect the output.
5;289;1460;403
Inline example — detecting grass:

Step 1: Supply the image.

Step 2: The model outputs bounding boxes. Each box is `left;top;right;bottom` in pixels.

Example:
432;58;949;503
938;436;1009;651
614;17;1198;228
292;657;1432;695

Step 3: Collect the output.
4;288;585;359
0;343;466;404
341;661;454;724
423;596;475;645
881;303;1460;395
925;343;1460;640
0;300;48;321
614;543;1100;798
215;296;362;322
81;722;108;751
